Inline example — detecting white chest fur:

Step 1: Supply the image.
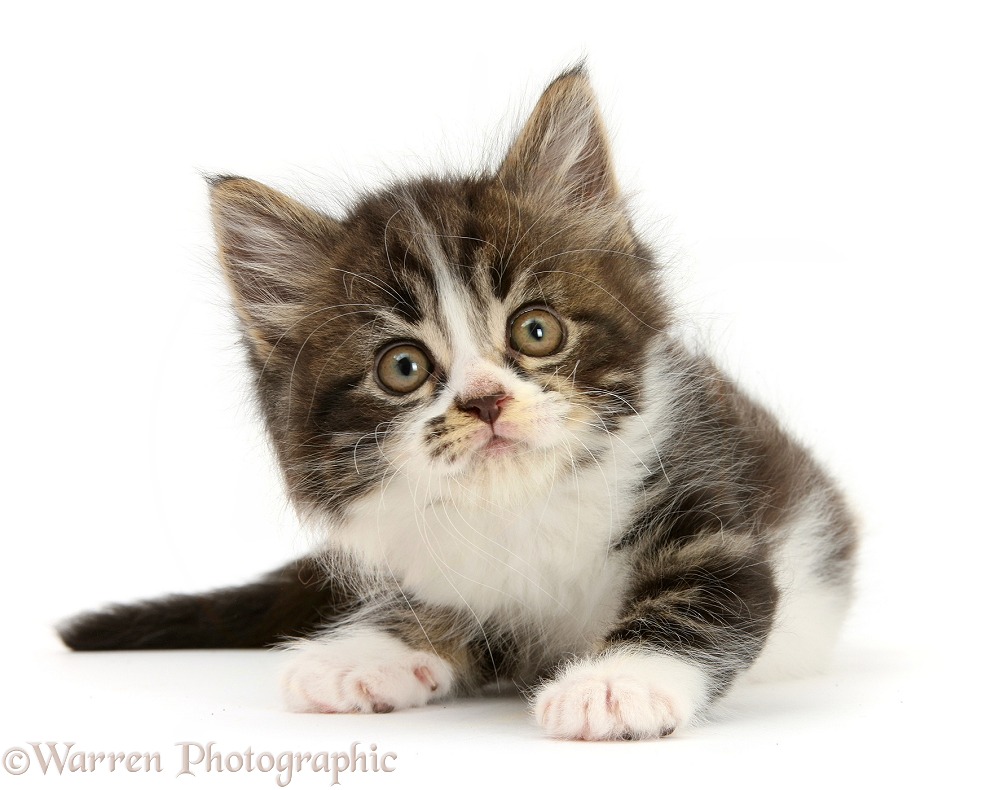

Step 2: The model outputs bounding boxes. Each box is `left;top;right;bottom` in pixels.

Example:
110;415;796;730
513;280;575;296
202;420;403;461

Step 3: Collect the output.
332;451;640;653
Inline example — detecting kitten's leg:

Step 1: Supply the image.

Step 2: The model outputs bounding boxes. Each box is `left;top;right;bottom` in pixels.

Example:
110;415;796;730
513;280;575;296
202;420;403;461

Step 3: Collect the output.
281;603;496;714
535;533;777;740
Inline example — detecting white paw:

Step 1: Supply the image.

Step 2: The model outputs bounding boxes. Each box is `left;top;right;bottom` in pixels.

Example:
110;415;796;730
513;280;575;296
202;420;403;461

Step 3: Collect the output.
534;650;709;740
281;630;454;714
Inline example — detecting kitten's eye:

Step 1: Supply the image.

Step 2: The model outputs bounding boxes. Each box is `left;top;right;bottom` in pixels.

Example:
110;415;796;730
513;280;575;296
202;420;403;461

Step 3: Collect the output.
509;307;564;357
375;342;433;394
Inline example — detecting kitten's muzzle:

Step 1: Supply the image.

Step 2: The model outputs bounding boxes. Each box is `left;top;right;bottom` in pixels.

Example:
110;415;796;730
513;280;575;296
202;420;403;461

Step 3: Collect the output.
456;393;511;425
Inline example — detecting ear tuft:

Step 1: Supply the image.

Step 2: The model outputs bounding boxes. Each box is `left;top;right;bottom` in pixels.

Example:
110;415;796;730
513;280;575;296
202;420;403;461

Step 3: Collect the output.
498;68;620;206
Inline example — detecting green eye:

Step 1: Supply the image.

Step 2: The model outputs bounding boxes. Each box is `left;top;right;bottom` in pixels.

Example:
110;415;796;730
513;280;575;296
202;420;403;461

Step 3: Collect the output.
509;307;564;357
375;342;433;394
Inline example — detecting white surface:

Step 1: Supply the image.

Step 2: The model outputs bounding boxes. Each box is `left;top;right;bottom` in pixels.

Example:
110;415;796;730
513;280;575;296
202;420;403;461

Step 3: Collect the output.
2;2;992;788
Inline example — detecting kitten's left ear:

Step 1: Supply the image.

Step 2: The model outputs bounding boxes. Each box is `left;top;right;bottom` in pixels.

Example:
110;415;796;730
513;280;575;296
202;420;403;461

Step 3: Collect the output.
498;67;621;206
209;176;343;359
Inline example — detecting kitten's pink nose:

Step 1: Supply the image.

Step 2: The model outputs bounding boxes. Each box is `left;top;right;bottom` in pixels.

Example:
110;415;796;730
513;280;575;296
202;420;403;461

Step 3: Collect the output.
457;393;510;424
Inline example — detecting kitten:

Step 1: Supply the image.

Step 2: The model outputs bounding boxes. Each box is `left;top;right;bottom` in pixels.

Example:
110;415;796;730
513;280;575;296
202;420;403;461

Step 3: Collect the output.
59;67;857;740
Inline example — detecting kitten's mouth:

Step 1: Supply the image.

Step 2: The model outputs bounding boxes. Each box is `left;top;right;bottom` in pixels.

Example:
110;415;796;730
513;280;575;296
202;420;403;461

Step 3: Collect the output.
467;425;524;460
481;435;517;457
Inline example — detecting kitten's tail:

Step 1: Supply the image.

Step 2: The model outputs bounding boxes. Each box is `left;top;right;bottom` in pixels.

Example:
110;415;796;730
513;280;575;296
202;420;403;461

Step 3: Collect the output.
57;557;353;650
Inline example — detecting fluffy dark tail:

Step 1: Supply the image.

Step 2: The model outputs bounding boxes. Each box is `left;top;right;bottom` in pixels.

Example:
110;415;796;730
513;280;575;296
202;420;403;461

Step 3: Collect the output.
58;557;354;650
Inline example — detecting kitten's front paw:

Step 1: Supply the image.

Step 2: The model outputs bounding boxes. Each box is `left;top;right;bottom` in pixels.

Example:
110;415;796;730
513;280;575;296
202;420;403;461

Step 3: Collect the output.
281;630;454;714
534;650;708;740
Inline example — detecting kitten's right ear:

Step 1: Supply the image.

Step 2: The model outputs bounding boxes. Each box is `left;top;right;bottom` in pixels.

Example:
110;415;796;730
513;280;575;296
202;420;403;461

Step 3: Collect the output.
498;67;621;207
209;176;342;358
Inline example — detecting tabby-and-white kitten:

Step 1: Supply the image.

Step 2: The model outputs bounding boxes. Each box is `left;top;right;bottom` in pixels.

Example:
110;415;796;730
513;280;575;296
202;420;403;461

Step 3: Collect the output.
60;68;857;740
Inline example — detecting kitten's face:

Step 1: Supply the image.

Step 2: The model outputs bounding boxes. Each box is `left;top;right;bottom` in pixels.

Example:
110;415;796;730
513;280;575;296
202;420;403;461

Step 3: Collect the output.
211;71;669;519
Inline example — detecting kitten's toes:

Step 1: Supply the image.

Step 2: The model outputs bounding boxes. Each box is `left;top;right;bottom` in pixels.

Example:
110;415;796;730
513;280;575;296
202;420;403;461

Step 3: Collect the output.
534;651;708;740
281;630;454;714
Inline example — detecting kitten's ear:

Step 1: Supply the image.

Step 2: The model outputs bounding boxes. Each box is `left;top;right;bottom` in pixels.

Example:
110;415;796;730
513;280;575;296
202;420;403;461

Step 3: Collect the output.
209;177;342;357
498;68;620;205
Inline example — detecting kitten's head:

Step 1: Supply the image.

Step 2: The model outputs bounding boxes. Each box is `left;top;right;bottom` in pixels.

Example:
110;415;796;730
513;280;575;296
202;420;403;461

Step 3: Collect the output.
210;68;669;523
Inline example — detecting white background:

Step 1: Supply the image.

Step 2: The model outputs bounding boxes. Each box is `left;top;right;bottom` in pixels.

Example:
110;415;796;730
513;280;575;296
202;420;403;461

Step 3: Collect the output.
2;1;992;787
